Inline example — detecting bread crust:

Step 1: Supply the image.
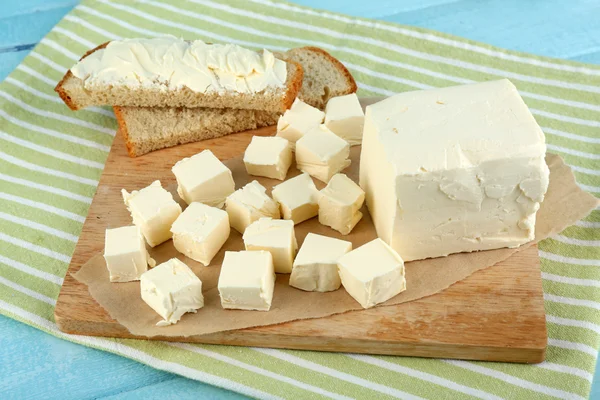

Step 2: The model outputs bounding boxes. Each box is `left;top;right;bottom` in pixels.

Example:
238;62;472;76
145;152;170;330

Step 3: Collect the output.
291;46;358;94
55;41;303;112
113;106;137;157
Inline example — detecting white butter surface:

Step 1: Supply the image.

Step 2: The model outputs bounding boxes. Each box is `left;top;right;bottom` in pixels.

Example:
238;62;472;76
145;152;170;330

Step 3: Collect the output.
103;226;155;282
272;173;319;224
226;181;280;234
244;136;292;180
359;79;550;261
318;173;365;235
295;125;351;183
243;218;297;273
122;180;182;247
276;99;325;149
172;150;235;208
170;202;230;266
325;93;365;145
141;258;204;326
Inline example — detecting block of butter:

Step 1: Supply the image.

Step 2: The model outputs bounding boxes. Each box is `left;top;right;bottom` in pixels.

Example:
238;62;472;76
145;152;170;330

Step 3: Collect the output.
141;258;204;326
338;238;406;309
103;226;155;282
122;180;182;247
276;98;325;149
318;173;365;235
325;93;365;146
243;217;297;273
170;202;230;266
289;233;351;292
272;173;319;224
244;136;292;180
226;180;280;234
218;250;275;311
295;125;351;183
172;149;235;208
360;79;550;261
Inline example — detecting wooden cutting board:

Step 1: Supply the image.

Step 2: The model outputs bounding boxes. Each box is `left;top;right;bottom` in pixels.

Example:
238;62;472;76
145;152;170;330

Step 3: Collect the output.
54;126;547;364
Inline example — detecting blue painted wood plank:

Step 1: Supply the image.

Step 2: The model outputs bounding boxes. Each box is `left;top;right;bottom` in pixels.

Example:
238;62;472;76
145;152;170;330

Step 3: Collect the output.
0;5;76;48
103;377;246;400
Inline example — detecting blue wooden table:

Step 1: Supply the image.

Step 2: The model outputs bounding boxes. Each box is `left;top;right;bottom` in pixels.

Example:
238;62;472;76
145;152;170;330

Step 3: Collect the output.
1;1;599;398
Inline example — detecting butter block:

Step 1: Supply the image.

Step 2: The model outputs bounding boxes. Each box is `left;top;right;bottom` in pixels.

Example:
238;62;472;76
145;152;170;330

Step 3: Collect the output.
243;218;297;273
325;93;365;146
295;125;351;183
338;238;406;309
218;250;275;311
272;173;319;224
276;98;325;149
289;233;351;292
226;180;280;234
103;226;155;282
141;258;204;326
244;136;292;180
172;149;235;207
170;202;230;266
360;79;550;261
122;180;182;247
318;173;365;235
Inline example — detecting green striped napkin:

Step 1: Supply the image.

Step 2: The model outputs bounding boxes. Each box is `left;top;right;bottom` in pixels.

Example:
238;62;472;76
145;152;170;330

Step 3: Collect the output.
1;0;599;398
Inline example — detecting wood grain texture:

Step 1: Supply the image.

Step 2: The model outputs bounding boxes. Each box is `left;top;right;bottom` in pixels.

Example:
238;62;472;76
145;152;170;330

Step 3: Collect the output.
55;126;547;364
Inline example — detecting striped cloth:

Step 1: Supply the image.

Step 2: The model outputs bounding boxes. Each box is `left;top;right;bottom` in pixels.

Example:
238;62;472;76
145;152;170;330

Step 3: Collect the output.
1;0;599;398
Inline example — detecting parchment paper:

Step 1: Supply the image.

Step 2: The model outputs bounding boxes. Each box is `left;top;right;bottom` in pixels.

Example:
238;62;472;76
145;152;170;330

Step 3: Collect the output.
73;151;599;337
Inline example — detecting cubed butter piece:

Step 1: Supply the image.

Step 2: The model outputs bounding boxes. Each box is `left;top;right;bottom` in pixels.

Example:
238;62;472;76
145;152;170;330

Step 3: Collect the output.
172;149;235;207
122;180;182;247
243;218;297;273
226;180;280;234
170;202;230;266
318;173;365;235
103;226;155;282
276;98;325;149
295;125;351;183
360;79;550;261
141;258;204;326
244;136;292;180
218;250;275;311
272;173;319;224
338;238;406;309
325;93;365;145
289;233;351;292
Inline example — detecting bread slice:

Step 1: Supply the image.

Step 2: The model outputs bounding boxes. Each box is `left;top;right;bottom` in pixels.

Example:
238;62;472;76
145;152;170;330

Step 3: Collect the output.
285;47;357;110
55;42;303;113
115;106;279;157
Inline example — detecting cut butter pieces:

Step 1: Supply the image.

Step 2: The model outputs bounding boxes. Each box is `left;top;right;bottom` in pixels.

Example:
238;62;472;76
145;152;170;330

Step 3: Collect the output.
319;173;365;235
338;238;406;309
272;173;319;225
172;149;235;208
218;250;275;311
360;79;550;261
276;98;325;149
122;180;182;247
141;258;204;326
243;217;297;273
325;93;365;146
295;124;351;183
103;226;155;282
170;202;230;266
226;180;280;233
244;136;292;181
289;233;351;292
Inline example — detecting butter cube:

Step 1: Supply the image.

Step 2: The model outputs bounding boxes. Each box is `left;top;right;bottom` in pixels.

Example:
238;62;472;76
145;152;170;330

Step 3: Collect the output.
243;218;297;273
244;136;292;180
103;226;155;282
360;79;550;261
289;233;351;292
141;258;204;326
276;98;325;149
122;180;182;247
272;173;319;224
318;174;365;235
226;180;280;234
325;93;365;146
338;238;406;309
218;250;275;311
170;202;230;266
172;149;235;208
295;125;351;183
